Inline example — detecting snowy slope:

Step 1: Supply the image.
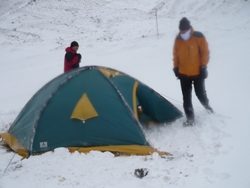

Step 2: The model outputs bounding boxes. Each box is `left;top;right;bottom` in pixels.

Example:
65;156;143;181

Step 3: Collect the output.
1;0;250;187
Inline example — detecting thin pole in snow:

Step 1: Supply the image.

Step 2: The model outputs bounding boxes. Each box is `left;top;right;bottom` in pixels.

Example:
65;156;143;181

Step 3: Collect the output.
152;2;164;39
155;9;159;39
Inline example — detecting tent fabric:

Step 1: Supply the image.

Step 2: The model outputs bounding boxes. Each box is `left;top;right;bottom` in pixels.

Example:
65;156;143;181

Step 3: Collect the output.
70;93;99;121
0;66;182;158
137;84;182;123
68;145;168;155
110;76;139;119
0;133;29;158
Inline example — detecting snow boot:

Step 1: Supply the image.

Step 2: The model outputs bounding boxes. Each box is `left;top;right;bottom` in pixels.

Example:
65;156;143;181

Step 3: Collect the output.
204;104;213;114
183;118;195;126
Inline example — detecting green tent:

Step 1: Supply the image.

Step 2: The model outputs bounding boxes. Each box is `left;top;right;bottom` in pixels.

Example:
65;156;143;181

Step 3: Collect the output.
0;66;182;158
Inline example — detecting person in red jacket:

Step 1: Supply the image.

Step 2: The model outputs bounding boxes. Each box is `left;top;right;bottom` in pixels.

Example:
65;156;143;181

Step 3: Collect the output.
64;41;81;72
172;17;213;126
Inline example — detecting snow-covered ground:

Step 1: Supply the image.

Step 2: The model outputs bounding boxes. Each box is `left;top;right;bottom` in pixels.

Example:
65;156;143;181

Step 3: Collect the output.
1;0;250;187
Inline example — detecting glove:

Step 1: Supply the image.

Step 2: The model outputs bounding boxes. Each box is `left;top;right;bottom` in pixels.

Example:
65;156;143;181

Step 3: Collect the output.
173;67;179;78
200;66;208;79
77;53;81;60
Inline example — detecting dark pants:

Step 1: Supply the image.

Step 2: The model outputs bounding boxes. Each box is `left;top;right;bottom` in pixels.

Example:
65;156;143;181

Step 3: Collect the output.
180;77;209;119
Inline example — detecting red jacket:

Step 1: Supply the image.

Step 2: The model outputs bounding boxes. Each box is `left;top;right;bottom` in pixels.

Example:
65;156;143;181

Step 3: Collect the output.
64;47;81;72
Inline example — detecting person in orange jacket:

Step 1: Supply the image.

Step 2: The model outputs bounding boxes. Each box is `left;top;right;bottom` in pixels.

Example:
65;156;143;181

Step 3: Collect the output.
173;17;213;126
64;41;81;72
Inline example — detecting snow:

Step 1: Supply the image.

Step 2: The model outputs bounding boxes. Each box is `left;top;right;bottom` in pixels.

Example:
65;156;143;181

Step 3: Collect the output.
1;0;250;187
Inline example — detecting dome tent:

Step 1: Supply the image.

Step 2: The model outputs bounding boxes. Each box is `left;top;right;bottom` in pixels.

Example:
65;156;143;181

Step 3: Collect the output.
0;66;182;158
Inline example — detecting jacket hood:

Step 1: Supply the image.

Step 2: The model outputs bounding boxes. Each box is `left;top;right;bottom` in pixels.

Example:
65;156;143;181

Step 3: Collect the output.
65;47;76;54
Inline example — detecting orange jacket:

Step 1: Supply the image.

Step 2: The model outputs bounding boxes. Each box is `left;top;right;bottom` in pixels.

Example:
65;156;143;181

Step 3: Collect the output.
173;28;210;76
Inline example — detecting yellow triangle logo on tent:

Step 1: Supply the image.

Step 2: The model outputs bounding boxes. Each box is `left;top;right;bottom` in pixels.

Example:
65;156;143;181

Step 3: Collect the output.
71;93;98;121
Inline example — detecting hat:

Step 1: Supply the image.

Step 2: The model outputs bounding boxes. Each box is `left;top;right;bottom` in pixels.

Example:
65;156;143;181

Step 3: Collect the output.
70;41;79;47
179;17;191;30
